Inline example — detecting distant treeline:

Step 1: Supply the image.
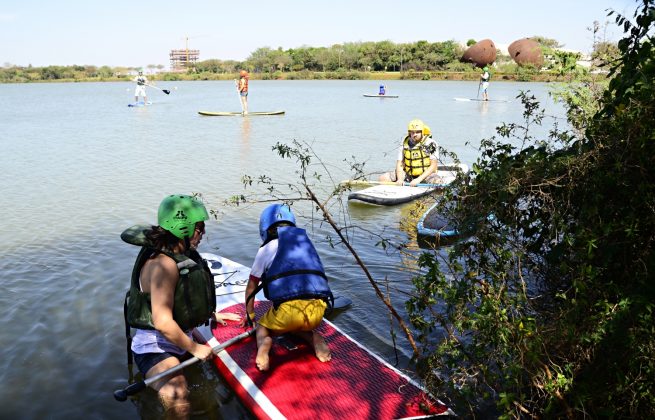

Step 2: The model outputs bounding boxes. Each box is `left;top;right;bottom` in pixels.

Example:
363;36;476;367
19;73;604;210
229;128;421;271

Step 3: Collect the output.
2;39;613;83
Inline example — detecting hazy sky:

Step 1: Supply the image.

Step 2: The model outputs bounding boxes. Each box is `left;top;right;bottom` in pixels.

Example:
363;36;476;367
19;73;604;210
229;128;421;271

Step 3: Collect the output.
0;0;636;68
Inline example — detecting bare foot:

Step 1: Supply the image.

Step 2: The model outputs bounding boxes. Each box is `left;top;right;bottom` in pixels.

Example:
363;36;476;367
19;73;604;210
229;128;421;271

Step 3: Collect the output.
312;332;331;362
256;336;273;371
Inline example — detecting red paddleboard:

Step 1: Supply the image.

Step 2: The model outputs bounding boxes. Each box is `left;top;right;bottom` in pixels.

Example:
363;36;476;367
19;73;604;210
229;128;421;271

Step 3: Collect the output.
200;253;453;419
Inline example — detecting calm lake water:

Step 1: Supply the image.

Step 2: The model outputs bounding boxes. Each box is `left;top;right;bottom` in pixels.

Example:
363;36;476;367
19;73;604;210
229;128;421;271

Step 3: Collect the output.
0;80;565;419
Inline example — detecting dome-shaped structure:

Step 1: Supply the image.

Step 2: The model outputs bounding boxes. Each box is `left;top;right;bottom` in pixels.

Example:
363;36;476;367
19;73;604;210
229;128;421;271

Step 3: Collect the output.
460;39;497;67
508;38;544;67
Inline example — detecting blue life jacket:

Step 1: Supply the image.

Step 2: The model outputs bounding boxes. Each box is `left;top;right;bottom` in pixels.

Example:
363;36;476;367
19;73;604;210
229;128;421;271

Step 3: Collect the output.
262;226;333;307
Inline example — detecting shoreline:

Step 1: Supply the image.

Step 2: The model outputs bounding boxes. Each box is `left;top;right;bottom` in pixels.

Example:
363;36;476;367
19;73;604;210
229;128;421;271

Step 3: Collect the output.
0;70;600;84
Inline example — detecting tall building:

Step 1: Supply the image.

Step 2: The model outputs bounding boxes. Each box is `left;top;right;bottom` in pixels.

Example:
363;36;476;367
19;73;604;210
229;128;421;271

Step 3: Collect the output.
169;49;199;71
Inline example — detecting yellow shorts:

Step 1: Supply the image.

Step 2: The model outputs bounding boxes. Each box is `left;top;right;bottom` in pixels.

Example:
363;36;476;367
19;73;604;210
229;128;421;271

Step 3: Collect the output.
258;299;327;334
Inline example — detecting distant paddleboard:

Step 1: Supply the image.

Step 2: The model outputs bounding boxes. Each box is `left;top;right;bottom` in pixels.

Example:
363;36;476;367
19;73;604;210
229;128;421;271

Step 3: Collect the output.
197;110;285;116
453;97;510;102
128;101;152;107
363;94;399;98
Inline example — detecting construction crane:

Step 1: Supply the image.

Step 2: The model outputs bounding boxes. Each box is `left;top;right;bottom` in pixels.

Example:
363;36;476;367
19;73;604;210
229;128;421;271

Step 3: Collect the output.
182;35;194;66
170;35;205;71
181;35;208;65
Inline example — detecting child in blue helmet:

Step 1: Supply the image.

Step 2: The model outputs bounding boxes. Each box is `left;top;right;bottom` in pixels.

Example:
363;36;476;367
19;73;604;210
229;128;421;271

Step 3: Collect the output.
241;203;334;371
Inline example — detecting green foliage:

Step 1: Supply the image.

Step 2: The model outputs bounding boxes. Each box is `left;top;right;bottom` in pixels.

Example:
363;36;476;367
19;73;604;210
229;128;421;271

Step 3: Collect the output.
592;41;621;68
530;35;563;49
514;64;539;81
239;40;466;73
550;79;607;136
2;36;593;83
406;1;655;417
543;49;587;79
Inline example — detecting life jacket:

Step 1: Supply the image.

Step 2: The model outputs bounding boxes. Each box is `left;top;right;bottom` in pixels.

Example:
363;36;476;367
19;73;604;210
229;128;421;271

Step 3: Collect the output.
239;76;248;93
121;225;216;332
258;226;333;308
481;70;491;82
402;135;435;177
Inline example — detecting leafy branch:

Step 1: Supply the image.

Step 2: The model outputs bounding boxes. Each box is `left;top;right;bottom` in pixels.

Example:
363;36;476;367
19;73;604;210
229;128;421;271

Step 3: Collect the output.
234;139;420;355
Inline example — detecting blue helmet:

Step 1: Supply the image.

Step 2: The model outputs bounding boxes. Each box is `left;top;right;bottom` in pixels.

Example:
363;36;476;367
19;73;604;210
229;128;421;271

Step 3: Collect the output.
259;204;296;242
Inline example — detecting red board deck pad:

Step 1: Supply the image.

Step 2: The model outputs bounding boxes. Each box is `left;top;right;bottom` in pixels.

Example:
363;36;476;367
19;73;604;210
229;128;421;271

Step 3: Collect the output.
202;253;454;418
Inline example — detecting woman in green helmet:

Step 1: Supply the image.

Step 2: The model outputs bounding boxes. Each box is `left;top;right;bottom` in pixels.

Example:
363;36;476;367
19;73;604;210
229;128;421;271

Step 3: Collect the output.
126;194;234;418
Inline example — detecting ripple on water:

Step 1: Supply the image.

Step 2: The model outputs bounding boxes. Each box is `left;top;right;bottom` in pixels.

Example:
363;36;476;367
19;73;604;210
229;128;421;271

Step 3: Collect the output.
0;80;564;417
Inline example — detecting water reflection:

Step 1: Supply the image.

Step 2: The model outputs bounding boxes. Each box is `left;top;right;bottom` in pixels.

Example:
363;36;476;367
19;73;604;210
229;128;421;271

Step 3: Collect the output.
240;117;251;161
130;362;252;419
0;80;565;419
478;100;489;115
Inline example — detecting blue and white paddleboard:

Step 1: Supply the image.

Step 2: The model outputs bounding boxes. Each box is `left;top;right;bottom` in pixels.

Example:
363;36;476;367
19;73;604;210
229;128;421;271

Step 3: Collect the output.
128;101;153;107
417;201;458;237
363;94;399;98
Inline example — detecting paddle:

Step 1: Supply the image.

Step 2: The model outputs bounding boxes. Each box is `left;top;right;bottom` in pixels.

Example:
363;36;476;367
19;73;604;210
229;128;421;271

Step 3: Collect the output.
113;328;255;401
332;296;352;309
476;80;481;99
146;84;171;95
340;179;445;188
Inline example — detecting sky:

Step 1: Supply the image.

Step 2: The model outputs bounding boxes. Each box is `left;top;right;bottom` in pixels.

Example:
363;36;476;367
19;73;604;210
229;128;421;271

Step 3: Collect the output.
0;0;637;68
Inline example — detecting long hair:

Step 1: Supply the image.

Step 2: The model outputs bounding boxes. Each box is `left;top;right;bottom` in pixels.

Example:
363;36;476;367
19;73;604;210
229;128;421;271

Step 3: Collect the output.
145;225;181;252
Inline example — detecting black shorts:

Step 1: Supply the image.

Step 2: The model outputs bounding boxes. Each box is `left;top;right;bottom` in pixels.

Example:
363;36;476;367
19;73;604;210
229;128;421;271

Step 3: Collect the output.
133;351;190;376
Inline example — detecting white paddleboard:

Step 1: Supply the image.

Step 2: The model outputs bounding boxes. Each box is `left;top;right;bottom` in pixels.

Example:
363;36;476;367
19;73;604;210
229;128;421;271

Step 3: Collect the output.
348;165;466;206
453;97;510;102
348;185;438;205
198;110;285;116
363;94;399;98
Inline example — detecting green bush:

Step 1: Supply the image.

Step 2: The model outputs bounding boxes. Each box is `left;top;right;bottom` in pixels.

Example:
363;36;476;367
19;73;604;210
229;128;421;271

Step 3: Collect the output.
407;1;655;417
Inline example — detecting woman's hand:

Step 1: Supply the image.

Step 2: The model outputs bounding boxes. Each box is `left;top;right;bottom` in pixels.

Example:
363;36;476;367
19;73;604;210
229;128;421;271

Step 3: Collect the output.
190;342;214;361
214;311;242;326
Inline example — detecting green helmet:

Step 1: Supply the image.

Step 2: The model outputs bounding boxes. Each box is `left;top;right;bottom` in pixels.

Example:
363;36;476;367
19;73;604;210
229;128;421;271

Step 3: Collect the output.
157;194;209;239
483;66;489;71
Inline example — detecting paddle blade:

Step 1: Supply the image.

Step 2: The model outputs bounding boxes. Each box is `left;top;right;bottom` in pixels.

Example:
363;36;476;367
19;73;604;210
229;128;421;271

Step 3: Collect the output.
163;89;171;95
333;296;352;309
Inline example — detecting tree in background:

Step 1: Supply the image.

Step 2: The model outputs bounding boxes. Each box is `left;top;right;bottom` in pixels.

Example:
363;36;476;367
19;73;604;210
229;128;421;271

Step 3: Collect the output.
407;0;655;417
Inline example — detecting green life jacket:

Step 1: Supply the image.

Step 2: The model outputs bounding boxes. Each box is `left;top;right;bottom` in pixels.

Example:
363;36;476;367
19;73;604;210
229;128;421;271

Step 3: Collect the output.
121;225;216;332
